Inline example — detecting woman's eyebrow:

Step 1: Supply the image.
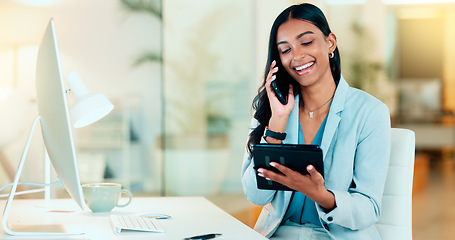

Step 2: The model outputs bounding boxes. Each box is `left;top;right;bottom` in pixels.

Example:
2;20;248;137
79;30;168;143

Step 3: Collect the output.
277;40;288;46
277;31;314;46
297;31;314;39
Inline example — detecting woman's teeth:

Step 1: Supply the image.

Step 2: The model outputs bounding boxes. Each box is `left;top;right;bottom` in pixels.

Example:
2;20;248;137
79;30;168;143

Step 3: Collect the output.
295;62;314;71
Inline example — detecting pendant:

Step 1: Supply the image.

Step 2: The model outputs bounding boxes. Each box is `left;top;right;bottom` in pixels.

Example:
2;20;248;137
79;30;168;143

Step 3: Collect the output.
309;111;314;119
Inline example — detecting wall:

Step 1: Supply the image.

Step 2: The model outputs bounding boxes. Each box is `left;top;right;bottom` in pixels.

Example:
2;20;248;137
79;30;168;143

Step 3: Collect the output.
399;17;443;79
443;9;455;112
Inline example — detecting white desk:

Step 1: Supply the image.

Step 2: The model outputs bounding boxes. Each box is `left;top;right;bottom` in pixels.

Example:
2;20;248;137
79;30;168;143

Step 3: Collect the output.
0;197;267;240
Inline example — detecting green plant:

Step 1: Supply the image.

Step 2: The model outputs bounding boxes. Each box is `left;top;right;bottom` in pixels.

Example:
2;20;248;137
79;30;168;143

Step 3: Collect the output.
120;0;161;18
347;21;384;91
120;0;162;66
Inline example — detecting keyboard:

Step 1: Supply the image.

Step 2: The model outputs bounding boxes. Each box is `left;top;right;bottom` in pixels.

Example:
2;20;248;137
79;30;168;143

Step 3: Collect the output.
109;214;166;234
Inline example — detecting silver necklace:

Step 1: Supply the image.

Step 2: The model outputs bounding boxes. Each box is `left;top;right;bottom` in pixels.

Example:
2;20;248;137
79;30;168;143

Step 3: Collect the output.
302;95;334;119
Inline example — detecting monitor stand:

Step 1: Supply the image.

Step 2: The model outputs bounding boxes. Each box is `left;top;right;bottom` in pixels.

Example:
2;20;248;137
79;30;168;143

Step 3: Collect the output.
1;116;84;236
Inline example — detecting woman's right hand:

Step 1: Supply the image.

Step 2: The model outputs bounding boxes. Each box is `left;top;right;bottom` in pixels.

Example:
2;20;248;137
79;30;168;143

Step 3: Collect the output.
264;60;295;140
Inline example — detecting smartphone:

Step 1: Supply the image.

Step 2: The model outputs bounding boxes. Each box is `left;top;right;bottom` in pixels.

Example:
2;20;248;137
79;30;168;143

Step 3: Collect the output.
271;79;287;105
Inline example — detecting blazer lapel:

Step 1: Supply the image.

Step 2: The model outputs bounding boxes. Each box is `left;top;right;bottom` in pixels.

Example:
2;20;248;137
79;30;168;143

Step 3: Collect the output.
320;77;349;157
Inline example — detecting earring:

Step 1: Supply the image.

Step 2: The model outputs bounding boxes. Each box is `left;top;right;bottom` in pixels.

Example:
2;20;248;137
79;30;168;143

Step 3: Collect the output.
329;52;334;58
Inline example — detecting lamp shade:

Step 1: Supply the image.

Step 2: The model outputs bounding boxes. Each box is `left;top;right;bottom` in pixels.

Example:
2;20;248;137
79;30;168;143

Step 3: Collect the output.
66;71;114;128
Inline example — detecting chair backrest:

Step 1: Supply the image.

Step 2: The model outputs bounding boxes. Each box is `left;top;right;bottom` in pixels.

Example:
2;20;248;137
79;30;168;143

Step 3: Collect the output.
376;128;415;240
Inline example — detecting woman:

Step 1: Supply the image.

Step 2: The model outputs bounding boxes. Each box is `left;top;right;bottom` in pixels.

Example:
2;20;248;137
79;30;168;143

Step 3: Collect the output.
241;3;391;240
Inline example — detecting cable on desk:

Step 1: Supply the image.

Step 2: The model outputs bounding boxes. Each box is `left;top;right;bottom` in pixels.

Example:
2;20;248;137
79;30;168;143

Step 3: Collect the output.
0;180;62;198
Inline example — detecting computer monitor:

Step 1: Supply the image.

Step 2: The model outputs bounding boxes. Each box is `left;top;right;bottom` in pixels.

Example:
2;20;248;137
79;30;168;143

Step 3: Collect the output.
35;18;85;209
1;18;85;236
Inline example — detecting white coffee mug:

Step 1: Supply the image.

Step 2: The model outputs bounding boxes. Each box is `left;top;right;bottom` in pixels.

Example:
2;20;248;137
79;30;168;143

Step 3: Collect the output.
82;183;132;213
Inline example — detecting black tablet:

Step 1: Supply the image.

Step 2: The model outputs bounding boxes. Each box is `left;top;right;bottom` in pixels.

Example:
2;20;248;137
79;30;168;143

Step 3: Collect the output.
252;144;324;191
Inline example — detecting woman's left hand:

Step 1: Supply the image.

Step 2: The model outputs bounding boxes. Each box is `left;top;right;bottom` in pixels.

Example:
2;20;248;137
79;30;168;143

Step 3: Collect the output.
257;162;336;211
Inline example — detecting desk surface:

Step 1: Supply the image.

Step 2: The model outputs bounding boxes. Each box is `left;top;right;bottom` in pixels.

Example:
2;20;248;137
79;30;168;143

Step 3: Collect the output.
1;197;267;240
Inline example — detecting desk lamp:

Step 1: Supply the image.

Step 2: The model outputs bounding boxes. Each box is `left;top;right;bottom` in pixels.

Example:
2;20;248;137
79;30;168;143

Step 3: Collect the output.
66;71;114;128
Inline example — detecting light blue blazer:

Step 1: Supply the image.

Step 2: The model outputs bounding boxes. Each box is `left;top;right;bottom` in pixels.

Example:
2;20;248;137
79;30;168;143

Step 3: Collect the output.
241;76;391;239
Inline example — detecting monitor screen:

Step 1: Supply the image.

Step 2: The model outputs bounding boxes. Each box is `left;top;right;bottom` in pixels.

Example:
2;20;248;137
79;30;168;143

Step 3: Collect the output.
35;18;85;209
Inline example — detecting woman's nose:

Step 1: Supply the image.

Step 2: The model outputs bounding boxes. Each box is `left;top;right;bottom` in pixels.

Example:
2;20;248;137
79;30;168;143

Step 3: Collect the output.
293;47;306;61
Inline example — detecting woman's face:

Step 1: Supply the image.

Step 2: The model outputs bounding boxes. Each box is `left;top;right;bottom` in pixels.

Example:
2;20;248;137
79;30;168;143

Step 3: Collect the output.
276;18;336;88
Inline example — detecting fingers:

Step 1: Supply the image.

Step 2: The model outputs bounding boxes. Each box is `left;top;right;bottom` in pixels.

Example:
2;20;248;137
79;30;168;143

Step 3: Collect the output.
270;162;293;176
256;168;271;180
307;164;314;170
257;167;287;183
257;162;294;183
287;83;294;101
265;60;278;88
259;163;320;181
307;165;315;176
257;163;326;198
306;164;323;180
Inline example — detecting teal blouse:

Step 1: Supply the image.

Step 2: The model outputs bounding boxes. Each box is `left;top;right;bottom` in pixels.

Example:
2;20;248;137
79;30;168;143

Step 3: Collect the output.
283;114;328;226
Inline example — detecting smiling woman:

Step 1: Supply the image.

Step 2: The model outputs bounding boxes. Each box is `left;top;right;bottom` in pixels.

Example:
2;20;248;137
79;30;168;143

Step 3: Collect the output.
241;3;391;240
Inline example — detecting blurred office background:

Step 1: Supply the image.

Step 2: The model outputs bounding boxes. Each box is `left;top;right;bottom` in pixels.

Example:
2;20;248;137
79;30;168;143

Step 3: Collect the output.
0;0;454;239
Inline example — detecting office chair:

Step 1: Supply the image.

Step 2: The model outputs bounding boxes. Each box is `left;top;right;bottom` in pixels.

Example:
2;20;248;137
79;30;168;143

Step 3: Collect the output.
376;128;415;240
